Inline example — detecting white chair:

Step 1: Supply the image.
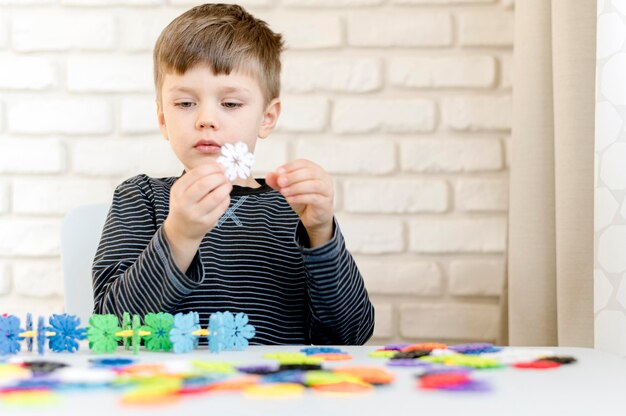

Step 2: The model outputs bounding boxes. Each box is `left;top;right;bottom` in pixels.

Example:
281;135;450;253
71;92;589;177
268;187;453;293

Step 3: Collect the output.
60;203;110;325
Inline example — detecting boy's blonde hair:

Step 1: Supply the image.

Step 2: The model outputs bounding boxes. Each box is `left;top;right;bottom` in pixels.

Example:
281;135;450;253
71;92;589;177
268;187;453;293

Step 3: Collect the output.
153;3;284;105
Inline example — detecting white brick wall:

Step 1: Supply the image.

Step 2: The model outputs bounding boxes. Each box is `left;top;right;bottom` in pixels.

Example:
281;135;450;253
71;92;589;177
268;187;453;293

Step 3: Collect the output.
0;262;10;295
346;12;452;47
389;56;495;88
399;303;500;341
12;12;116;51
0;1;512;344
8;99;113;135
0;56;57;90
449;259;505;297
0;138;66;174
332;98;435;133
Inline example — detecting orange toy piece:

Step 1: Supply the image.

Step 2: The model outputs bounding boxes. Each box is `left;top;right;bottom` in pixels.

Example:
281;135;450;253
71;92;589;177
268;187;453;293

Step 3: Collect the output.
401;343;448;352
333;366;395;385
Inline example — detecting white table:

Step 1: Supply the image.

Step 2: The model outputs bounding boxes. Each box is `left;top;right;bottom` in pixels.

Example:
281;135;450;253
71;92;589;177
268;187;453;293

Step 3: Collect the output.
2;345;626;416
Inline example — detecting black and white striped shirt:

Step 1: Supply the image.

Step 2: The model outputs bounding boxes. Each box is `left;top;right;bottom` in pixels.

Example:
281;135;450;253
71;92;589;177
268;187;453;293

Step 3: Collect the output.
92;174;375;345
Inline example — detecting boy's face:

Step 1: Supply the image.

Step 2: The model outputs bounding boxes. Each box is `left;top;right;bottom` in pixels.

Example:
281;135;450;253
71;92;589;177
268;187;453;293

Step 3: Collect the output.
156;64;280;174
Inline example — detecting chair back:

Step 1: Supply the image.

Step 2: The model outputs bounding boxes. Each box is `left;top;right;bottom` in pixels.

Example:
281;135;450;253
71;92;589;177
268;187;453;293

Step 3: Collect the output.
61;203;110;325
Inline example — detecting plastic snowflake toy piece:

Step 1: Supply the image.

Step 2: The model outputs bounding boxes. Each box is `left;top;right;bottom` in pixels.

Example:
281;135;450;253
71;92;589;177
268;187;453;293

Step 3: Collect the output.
87;314;122;354
25;313;33;352
209;311;255;353
87;313;150;355
169;312;201;354
140;312;174;352
0;315;24;355
47;314;87;353
216;142;255;182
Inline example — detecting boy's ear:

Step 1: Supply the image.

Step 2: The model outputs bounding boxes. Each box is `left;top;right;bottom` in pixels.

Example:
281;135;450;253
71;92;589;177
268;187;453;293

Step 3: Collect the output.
156;100;169;141
258;98;281;139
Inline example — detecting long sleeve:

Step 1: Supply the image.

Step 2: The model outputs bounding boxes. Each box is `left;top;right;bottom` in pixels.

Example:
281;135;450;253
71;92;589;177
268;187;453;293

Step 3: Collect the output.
296;219;375;345
92;176;204;318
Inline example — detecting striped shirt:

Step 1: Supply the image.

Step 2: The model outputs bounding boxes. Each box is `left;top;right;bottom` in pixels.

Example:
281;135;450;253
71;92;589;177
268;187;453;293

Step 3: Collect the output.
92;174;375;345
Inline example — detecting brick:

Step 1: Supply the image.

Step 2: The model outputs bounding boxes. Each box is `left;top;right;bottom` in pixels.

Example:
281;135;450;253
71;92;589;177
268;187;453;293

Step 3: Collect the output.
286;0;382;5
12;178;114;215
393;0;494;3
120;12;175;51
0;262;10;295
449;259;505;297
0;56;56;90
0;218;61;257
455;178;508;212
13;260;63;298
401;139;503;173
338;217;404;254
262;14;342;49
0;138;66;174
389;56;495;88
442;96;512;131
250;136;289;174
500;55;512;88
71;138;183;177
0;0;54;3
276;97;329;132
399;303;500;341
294;138;395;174
409;218;507;253
67;56;153;93
344;179;448;213
8;99;113;135
120;97;159;134
0;182;8;214
283;57;382;93
333;99;435;134
347;12;452;47
170;0;271;6
357;257;442;296
0;17;7;48
63;0;163;5
371;304;393;339
12;13;115;51
458;11;514;46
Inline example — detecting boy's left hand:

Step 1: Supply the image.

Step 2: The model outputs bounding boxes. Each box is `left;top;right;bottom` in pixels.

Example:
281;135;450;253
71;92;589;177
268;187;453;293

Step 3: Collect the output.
266;159;334;248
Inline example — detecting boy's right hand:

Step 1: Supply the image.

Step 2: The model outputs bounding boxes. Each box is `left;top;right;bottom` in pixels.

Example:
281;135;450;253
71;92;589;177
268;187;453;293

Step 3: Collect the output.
164;162;232;248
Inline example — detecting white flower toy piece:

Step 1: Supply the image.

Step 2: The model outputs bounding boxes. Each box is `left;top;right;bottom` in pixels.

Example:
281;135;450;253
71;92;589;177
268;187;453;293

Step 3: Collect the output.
216;142;255;182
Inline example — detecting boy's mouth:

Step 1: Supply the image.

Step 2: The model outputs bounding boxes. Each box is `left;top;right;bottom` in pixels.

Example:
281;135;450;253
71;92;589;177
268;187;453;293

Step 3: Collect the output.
194;139;222;155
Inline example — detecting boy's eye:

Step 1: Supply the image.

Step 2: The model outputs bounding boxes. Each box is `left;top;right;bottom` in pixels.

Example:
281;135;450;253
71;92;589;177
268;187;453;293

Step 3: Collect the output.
175;101;195;108
222;102;243;109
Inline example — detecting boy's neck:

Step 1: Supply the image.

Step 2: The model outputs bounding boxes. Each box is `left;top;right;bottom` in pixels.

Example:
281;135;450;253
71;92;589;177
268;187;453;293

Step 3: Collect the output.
232;177;261;188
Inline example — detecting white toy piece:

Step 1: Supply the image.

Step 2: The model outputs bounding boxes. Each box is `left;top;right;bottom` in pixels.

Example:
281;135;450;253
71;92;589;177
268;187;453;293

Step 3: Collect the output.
216;142;255;182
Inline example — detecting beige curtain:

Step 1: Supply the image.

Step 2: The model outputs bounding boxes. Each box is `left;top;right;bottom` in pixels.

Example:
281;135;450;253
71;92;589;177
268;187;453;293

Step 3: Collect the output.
506;0;595;346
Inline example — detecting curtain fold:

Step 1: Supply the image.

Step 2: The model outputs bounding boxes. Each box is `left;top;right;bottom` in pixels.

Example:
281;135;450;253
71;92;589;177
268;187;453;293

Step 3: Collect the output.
507;0;595;346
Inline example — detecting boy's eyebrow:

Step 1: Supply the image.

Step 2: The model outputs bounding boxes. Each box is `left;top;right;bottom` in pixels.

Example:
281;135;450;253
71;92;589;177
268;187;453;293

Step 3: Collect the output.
168;85;252;95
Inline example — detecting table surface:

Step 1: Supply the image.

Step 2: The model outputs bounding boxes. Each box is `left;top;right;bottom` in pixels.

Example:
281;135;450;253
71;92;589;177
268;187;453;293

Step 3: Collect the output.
2;345;626;416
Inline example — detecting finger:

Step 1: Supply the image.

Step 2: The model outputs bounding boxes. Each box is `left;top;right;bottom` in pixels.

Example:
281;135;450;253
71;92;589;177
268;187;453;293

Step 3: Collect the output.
200;188;232;225
172;163;225;196
185;172;230;203
276;168;319;188
281;179;331;198
285;193;328;207
265;171;280;191
196;181;232;213
275;159;318;175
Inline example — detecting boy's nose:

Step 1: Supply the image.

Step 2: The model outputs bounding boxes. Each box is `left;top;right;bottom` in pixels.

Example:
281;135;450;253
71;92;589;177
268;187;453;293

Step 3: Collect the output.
196;106;218;130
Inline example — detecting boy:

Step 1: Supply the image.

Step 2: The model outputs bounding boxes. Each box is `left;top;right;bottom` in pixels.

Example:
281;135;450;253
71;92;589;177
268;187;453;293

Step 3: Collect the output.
92;3;374;345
